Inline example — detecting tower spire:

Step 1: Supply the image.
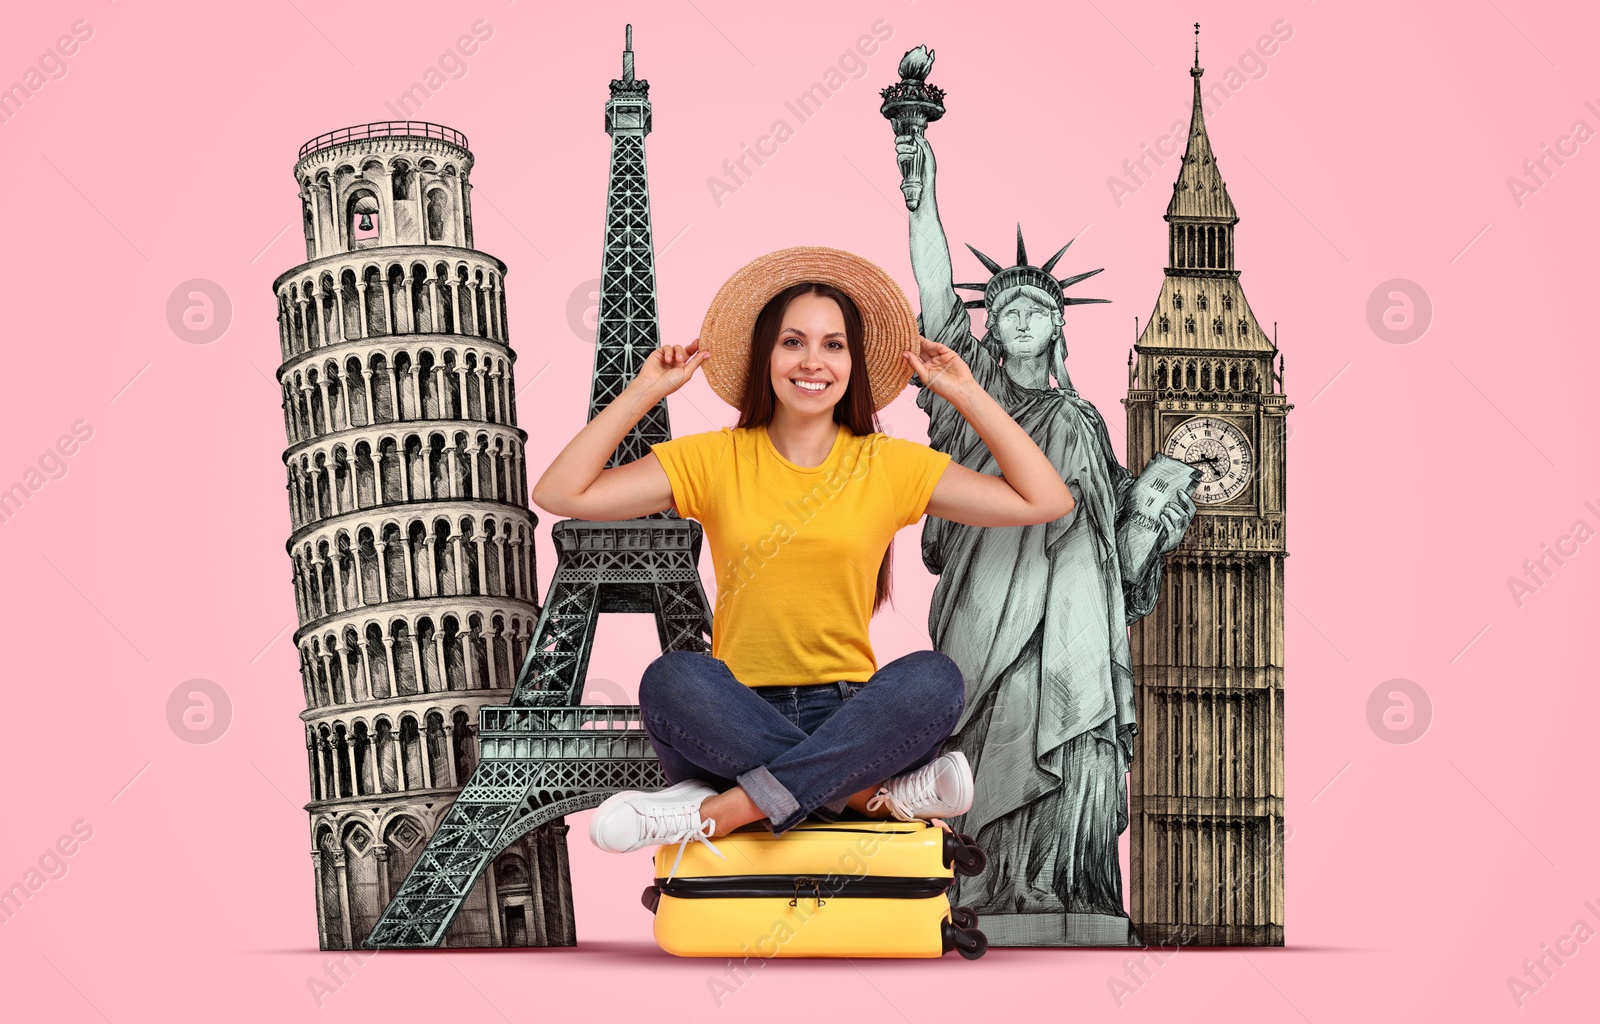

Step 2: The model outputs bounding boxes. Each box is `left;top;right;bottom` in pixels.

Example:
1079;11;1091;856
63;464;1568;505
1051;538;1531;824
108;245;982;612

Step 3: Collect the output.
1168;25;1237;223
1140;27;1273;354
597;23;669;475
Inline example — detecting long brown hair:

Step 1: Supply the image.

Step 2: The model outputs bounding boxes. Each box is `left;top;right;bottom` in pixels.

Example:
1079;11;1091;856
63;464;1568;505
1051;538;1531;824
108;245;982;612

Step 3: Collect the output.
735;282;896;616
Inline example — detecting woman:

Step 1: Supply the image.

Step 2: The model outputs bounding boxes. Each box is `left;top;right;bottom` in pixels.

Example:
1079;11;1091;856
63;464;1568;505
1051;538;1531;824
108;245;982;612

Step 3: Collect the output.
531;247;1074;877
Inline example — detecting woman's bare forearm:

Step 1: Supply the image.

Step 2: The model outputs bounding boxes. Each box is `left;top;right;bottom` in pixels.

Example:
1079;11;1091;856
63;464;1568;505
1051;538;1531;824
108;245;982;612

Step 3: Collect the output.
531;378;664;510
948;380;1074;516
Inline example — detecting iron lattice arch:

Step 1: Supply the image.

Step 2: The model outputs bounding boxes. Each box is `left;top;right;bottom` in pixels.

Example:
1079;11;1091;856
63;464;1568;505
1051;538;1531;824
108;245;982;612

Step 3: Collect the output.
364;520;713;948
515;521;710;707
364;711;670;948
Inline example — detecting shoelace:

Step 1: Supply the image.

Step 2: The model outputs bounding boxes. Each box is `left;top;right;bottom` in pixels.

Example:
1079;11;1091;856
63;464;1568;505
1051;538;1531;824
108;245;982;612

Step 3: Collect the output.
865;761;942;821
640;802;727;882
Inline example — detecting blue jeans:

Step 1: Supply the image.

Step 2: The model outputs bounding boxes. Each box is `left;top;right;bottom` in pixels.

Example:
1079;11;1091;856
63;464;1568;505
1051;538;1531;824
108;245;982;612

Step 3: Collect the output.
638;650;966;834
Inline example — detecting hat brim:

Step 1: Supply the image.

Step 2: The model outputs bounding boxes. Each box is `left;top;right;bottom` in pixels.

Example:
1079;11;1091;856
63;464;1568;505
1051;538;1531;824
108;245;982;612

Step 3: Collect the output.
699;246;918;413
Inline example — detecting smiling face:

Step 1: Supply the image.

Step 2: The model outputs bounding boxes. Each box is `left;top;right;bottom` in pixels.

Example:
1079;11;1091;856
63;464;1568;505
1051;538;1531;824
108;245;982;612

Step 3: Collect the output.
768;291;852;416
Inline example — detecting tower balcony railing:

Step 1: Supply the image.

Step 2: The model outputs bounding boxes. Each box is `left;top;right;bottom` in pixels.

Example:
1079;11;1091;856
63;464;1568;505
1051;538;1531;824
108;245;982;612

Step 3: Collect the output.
479;704;654;760
482;704;646;733
299;122;469;160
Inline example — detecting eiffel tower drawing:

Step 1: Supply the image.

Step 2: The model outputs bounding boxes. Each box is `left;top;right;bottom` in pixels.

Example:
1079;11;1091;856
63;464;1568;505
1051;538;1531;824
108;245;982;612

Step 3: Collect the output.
366;25;713;949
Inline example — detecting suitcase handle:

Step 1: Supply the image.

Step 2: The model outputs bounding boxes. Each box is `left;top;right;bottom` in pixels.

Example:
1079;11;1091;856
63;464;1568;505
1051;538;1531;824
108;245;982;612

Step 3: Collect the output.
641;884;661;914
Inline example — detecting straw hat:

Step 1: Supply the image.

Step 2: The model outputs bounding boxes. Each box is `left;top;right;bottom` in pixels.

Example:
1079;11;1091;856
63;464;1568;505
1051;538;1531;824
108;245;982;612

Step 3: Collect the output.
698;246;919;412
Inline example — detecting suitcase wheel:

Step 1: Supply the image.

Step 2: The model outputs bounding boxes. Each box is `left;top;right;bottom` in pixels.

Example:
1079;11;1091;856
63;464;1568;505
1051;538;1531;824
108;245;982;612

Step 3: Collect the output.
942;831;988;877
641;884;661;915
941;914;989;960
950;905;979;930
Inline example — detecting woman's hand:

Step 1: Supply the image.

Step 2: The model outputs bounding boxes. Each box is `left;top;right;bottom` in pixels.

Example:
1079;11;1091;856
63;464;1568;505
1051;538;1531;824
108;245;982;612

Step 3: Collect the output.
903;336;976;404
633;338;711;399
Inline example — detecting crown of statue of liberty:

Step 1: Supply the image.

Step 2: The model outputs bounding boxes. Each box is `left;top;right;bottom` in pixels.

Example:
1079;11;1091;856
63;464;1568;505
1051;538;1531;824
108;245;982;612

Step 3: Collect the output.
956;224;1108;311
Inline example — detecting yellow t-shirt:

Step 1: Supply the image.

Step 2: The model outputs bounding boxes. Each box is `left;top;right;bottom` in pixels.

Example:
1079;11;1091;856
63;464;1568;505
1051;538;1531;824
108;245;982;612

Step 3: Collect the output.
649;422;952;687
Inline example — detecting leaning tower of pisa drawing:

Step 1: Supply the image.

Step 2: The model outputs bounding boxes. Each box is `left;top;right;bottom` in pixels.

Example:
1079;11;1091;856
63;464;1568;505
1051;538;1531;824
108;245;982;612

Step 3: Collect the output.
273;121;560;950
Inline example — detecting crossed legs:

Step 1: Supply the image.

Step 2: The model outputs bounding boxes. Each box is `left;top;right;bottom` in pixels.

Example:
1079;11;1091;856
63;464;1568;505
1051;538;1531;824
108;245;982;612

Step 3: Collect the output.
638;650;966;836
696;780;903;836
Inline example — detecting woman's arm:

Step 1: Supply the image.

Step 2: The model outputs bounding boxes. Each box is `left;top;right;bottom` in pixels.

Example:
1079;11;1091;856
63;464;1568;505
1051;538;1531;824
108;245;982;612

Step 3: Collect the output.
531;340;709;521
907;338;1073;528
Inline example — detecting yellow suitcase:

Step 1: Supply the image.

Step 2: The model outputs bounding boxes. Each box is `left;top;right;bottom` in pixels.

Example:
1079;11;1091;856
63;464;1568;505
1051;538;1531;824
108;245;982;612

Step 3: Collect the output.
641;819;989;959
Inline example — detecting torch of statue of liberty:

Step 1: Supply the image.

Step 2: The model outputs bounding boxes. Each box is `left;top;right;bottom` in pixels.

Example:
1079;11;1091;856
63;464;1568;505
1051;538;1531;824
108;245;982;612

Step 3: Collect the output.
882;46;1197;933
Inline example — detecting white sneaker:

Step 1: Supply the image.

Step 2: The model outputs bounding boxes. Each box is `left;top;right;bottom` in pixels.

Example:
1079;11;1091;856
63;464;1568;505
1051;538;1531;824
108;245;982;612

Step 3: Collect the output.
589;779;727;881
866;751;973;821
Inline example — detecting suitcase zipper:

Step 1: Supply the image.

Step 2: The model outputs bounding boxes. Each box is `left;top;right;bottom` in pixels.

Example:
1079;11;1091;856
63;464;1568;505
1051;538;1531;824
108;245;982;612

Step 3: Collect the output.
729;823;924;836
653;874;952;901
721;825;988;877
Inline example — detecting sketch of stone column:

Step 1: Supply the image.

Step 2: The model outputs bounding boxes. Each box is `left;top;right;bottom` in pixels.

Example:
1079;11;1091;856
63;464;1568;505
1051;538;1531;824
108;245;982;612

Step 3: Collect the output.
274;120;542;949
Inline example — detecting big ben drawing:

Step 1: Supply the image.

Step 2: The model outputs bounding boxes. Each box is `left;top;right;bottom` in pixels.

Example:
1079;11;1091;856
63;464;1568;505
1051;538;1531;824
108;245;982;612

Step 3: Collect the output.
1124;33;1291;946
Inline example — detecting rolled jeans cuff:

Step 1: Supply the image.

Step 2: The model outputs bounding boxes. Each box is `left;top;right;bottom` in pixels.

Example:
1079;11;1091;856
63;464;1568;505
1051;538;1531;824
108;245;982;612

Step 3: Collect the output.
735;764;805;833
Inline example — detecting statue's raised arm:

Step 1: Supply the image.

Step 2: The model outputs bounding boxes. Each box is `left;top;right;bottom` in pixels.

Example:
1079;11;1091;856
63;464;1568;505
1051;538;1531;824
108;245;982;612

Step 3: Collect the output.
898;130;999;389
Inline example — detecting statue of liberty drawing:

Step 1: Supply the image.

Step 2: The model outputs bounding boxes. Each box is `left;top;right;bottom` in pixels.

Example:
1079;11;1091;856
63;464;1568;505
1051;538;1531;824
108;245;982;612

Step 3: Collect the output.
883;46;1199;944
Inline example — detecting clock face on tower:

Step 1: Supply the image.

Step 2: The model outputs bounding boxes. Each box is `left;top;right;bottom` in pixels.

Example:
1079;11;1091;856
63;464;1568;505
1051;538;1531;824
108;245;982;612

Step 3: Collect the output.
1164;415;1253;504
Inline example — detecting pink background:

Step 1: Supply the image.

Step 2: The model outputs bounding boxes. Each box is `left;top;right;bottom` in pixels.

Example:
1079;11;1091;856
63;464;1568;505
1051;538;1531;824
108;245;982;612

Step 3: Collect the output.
2;0;1596;1019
